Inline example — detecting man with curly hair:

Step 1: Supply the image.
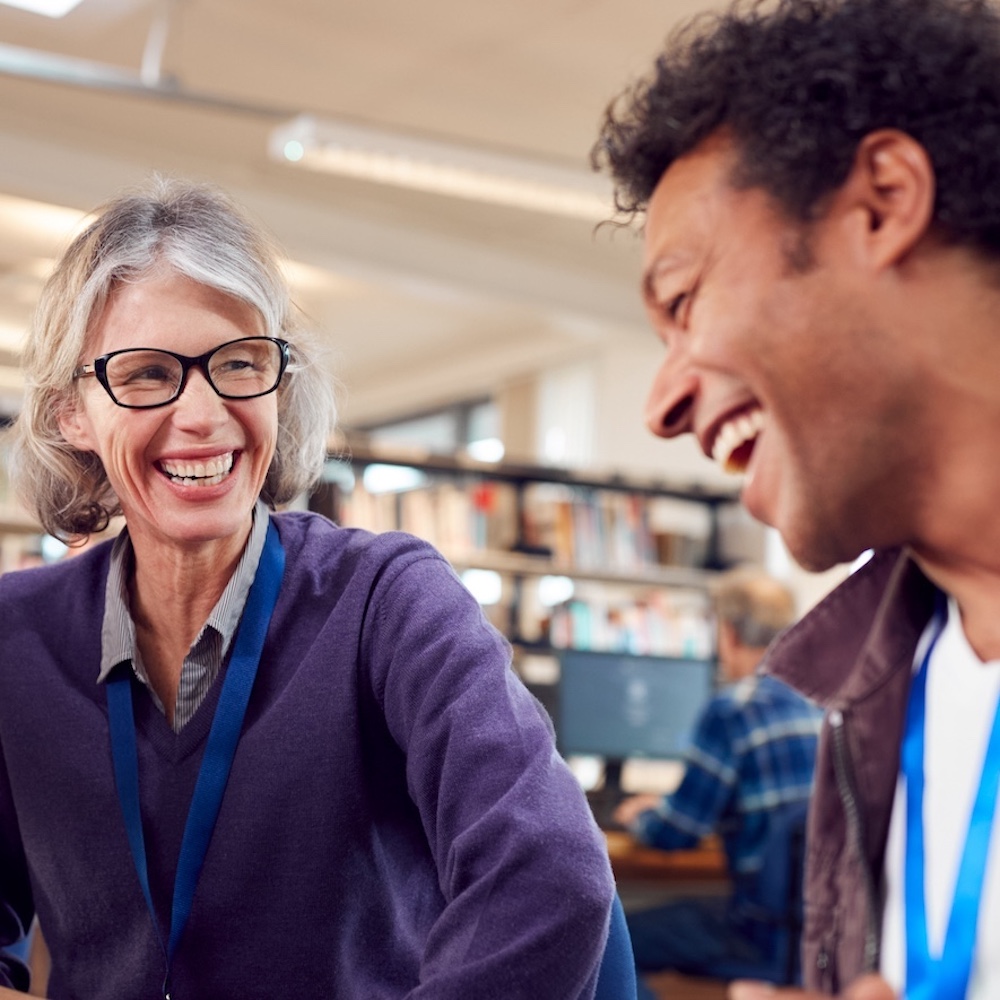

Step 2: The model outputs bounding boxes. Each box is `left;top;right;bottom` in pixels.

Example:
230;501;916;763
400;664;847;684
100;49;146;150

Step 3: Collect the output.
593;0;1000;997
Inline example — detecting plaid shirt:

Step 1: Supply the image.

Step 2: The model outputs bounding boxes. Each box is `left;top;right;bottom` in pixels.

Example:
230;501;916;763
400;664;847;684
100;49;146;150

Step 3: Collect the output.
631;672;822;877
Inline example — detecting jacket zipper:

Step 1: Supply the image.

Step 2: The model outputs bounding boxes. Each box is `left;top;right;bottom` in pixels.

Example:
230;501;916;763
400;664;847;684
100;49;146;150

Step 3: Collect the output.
829;708;881;975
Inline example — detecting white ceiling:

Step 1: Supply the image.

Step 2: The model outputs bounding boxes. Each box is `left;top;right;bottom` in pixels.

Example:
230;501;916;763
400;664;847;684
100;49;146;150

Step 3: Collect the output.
0;0;712;427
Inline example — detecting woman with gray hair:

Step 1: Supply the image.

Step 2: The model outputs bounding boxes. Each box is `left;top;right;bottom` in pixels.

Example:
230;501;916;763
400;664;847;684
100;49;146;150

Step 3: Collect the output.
0;179;620;1000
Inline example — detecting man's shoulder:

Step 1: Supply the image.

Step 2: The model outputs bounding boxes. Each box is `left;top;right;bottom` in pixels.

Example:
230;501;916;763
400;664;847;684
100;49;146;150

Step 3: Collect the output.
713;676;764;710
690;683;755;734
756;671;822;705
711;675;822;730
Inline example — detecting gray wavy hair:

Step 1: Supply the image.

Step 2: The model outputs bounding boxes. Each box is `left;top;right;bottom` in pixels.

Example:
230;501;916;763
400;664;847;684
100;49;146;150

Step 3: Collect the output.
710;566;796;649
8;177;337;540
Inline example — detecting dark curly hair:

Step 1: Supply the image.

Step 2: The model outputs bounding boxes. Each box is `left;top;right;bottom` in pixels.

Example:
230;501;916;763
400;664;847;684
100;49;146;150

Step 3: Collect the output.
593;0;1000;256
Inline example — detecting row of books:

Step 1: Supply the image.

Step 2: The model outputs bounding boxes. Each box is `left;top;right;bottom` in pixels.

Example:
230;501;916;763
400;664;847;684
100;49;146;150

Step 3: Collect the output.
0;434;13;512
521;483;712;571
337;476;713;571
0;435;43;575
543;591;714;660
338;477;519;553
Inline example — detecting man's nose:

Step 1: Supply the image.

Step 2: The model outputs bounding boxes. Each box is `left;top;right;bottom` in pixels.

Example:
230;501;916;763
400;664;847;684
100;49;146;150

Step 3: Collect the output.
645;358;698;439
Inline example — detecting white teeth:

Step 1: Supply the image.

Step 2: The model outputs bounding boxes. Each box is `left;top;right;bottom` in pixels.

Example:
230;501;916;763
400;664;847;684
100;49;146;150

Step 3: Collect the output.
160;452;234;486
711;409;764;473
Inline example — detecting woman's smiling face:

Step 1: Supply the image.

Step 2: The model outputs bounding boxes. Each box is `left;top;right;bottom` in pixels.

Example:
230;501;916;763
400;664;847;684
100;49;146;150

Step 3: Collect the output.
59;269;279;555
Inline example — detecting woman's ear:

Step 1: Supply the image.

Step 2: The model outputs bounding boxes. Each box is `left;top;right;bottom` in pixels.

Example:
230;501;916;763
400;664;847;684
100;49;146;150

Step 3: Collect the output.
56;399;96;452
837;129;936;270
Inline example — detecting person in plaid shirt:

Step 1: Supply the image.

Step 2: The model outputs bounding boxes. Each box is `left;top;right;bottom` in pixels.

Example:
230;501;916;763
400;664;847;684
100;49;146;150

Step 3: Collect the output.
614;568;822;994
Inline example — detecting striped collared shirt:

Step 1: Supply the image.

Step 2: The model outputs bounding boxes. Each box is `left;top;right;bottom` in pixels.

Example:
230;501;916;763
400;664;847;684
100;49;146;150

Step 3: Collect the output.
97;499;269;732
631;672;822;875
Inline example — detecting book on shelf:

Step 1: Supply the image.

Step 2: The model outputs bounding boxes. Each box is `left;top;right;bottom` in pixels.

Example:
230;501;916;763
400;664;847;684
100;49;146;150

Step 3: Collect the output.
339;477;519;557
520;483;708;571
335;468;716;575
543;586;713;660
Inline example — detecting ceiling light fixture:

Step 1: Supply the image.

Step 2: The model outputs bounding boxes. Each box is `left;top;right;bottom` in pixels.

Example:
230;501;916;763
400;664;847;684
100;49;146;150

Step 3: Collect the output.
0;0;84;17
0;36;614;222
268;115;614;222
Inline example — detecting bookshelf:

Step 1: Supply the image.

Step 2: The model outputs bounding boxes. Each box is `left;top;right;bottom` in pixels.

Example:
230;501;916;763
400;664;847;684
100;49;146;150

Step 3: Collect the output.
313;444;742;662
0;427;45;573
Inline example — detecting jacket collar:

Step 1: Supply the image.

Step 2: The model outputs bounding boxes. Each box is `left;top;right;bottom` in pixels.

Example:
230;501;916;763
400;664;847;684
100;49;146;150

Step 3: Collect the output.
763;547;939;709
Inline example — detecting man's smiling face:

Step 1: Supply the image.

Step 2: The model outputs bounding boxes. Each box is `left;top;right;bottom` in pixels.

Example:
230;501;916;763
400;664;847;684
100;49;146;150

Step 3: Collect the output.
641;130;925;571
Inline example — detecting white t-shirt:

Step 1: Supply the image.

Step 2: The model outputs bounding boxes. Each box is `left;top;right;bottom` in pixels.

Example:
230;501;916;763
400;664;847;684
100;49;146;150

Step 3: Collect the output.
880;597;1000;998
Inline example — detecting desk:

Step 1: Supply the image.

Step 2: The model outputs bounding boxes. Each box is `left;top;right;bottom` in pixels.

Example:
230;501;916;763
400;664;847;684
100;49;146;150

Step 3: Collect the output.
605;830;728;883
606;831;729;911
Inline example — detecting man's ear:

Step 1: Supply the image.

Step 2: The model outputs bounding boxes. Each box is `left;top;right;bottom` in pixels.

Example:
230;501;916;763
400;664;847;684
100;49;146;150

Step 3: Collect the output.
837;129;936;270
56;399;96;452
716;620;737;660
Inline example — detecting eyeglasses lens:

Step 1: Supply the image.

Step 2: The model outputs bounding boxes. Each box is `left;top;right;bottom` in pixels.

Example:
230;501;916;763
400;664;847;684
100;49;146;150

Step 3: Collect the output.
104;339;283;407
105;350;183;407
208;339;283;397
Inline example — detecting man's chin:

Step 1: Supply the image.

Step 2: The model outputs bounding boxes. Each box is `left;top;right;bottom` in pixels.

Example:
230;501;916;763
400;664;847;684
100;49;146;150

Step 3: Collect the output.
779;528;861;574
741;486;854;573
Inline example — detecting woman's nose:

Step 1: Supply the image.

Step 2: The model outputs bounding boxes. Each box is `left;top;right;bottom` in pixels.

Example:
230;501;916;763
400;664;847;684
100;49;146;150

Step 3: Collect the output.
172;368;228;424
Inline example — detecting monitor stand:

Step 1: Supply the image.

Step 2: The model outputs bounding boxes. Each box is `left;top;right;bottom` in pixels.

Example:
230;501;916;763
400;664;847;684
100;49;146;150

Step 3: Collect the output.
586;757;626;830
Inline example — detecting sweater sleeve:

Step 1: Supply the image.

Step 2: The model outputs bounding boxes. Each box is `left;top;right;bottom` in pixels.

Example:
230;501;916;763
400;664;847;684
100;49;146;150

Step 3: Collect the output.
362;545;616;1000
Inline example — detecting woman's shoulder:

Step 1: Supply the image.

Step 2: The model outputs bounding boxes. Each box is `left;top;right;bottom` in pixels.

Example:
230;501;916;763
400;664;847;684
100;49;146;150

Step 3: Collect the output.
0;539;113;612
267;511;464;632
270;510;449;576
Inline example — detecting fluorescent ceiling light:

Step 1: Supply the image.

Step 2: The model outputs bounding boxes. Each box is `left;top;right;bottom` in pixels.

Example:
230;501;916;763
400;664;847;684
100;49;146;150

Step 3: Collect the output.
269;115;613;222
0;193;88;245
0;0;84;16
0;322;28;353
0;365;24;392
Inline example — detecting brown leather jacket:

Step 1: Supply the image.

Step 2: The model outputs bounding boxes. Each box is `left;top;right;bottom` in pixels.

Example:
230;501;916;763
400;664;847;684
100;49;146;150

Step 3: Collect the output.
763;548;937;993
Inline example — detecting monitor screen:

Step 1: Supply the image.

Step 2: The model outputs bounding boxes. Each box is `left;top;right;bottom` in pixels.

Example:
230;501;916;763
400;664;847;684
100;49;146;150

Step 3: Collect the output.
556;650;716;761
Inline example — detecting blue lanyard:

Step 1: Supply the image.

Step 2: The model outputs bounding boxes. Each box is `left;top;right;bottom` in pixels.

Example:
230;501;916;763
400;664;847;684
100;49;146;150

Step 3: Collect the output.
107;519;285;1000
902;594;1000;1000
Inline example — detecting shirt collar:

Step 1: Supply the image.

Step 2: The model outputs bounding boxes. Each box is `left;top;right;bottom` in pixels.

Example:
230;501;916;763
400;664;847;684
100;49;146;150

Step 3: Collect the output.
762;546;937;708
97;499;270;684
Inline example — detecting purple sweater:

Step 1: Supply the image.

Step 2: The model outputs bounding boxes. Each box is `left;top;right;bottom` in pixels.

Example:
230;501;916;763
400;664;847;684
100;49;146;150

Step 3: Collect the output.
0;512;614;999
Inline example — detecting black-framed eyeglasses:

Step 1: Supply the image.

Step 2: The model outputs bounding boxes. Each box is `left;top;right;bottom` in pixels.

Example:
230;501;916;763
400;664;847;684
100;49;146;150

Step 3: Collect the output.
72;336;290;410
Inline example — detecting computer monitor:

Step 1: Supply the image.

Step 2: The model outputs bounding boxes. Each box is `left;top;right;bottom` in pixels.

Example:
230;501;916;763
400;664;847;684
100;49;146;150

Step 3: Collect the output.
555;649;716;815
